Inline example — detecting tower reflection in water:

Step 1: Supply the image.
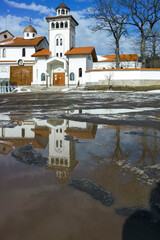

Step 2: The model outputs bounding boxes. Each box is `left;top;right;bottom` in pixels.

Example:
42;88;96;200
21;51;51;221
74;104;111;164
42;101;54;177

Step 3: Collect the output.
0;114;97;184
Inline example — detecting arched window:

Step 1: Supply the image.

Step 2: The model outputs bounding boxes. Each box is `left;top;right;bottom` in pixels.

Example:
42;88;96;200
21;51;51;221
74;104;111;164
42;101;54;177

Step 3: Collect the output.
41;73;45;81
61;9;65;15
79;68;82;77
60;38;62;46
33;33;35;37
70;72;74;81
65;21;68;28
56;38;59;46
2;48;6;58
58;10;60;15
56;22;59;28
60;22;63;28
66;10;69;15
27;33;29;37
22;48;26;57
51;22;55;28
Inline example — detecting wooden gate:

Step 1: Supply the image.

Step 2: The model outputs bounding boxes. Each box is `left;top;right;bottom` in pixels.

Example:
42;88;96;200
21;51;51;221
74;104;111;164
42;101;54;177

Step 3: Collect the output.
53;73;65;86
10;66;33;86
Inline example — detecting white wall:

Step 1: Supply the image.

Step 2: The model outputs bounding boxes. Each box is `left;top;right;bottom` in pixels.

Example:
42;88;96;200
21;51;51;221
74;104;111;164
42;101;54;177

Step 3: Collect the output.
0;46;35;61
93;61;140;69
33;58;47;85
86;69;160;86
68;55;87;86
0;65;10;80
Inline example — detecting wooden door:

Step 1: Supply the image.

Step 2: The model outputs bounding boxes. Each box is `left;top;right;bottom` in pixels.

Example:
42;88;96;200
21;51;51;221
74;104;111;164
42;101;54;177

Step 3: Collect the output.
53;73;65;86
10;66;33;86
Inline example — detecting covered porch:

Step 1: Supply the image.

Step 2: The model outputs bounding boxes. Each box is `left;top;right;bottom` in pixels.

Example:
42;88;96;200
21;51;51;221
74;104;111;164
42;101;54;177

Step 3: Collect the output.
46;57;68;86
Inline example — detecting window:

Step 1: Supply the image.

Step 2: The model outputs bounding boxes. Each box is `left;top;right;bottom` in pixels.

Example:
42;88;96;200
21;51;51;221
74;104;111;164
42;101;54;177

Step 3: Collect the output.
60;38;62;46
56;53;59;57
70;72;74;81
61;9;65;15
60;22;63;28
4;34;7;39
65;21;68;28
27;33;29;37
58;10;60;15
60;53;62;57
33;33;35;37
51;22;55;28
79;68;82;77
56;22;59;28
22;128;25;138
2;48;6;58
66;10;69;15
22;48;26;57
56;38;59;46
41;73;45;81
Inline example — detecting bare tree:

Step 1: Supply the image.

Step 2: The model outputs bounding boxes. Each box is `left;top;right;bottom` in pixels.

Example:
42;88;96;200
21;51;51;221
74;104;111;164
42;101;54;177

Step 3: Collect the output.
146;26;160;57
89;0;127;68
119;0;160;68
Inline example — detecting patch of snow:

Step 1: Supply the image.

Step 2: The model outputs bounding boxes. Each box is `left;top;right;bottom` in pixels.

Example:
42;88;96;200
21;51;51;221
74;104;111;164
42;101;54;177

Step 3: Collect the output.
147;90;160;93
12;87;31;93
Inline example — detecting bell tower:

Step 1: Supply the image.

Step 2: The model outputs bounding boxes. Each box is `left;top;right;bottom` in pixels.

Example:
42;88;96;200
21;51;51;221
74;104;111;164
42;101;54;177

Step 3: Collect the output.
46;3;79;58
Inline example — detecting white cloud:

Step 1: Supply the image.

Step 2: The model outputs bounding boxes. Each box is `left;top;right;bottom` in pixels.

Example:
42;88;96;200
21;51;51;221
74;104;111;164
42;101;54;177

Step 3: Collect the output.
0;15;48;38
4;0;55;15
0;8;139;55
71;10;138;55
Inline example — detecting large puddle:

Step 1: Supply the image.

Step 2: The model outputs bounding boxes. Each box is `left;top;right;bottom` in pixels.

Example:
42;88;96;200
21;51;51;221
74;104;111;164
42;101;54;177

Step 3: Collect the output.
0;113;160;240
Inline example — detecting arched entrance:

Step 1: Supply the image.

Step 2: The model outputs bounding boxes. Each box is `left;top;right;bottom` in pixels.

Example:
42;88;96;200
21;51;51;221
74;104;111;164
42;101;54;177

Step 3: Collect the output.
46;57;67;86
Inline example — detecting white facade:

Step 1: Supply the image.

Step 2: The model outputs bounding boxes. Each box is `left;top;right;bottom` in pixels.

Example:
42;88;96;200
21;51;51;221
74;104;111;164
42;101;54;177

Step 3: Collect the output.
1;3;159;88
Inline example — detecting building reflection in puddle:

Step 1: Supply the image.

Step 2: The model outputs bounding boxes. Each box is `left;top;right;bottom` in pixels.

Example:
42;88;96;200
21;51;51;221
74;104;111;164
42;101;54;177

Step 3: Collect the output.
0;113;160;188
0;115;97;184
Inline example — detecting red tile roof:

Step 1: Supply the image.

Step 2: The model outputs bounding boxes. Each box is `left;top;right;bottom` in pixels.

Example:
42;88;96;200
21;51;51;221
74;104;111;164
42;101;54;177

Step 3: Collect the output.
65;47;97;62
32;49;51;57
100;54;138;62
0;37;45;47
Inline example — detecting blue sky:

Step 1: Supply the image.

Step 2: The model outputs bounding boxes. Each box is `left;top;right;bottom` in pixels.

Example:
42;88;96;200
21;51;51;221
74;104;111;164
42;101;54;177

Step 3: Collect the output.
0;0;137;55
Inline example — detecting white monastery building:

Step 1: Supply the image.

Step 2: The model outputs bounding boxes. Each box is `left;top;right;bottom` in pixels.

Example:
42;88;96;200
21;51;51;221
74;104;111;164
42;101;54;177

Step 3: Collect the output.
2;3;159;88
